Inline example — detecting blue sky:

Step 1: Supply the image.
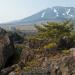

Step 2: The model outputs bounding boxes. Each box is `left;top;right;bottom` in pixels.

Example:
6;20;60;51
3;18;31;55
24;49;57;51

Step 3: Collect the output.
0;0;75;23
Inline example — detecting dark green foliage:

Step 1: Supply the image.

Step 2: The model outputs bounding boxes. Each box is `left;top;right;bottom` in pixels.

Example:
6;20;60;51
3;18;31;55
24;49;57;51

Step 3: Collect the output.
12;32;24;43
13;44;22;63
35;20;75;50
57;37;74;50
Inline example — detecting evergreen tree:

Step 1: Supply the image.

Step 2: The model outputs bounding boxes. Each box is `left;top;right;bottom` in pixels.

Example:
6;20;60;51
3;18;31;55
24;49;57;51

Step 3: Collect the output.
35;20;74;49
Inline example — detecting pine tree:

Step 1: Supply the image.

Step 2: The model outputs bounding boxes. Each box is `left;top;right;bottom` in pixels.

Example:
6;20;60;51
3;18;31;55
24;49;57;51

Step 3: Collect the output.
35;20;74;44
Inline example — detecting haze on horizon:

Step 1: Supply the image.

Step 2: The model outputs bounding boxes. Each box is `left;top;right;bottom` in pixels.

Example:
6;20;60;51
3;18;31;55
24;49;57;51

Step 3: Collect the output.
0;0;75;23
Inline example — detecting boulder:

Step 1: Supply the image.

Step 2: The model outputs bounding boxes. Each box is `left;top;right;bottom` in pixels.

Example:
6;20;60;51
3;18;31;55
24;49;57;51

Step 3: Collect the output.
1;65;15;75
20;48;34;66
69;48;75;57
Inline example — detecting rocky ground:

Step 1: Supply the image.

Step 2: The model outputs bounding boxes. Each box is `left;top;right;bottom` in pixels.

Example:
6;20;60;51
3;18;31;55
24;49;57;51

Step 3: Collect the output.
0;27;75;75
1;47;75;75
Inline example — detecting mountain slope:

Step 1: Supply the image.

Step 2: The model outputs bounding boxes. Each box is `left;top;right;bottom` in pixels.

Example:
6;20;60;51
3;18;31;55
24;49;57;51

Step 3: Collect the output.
1;6;75;30
14;6;75;25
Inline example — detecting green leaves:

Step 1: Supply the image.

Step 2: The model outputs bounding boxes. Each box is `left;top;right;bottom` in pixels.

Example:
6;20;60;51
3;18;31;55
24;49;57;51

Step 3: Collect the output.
35;20;74;43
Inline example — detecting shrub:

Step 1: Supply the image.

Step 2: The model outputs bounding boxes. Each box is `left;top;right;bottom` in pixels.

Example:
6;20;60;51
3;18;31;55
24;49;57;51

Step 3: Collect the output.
44;43;57;49
35;20;74;50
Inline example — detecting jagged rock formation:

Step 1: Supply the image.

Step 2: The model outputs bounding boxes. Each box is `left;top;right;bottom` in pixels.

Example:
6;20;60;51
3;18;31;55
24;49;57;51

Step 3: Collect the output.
1;46;75;75
0;48;34;75
3;56;74;75
0;27;15;70
20;48;34;64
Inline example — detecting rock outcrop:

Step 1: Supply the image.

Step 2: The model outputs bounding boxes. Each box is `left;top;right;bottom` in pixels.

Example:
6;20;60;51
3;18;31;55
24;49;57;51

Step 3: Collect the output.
0;28;15;70
20;48;34;65
1;48;75;75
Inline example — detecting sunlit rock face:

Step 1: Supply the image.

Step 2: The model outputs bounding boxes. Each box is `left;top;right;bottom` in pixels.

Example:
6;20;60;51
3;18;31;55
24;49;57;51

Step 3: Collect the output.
70;48;75;57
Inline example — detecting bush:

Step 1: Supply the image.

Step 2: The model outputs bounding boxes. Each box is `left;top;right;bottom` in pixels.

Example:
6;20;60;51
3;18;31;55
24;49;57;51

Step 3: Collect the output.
23;66;32;72
14;44;23;63
44;43;57;49
35;20;74;50
26;59;39;67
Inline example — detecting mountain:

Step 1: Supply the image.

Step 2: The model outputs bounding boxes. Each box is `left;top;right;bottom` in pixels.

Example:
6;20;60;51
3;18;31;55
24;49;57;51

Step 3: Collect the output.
1;6;75;30
12;6;75;25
